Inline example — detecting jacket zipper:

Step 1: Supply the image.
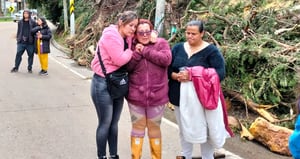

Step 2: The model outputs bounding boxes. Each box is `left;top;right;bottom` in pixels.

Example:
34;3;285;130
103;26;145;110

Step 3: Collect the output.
145;60;149;106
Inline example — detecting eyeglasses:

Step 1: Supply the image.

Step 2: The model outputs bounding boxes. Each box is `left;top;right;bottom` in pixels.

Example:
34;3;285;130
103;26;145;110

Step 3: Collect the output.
137;31;151;36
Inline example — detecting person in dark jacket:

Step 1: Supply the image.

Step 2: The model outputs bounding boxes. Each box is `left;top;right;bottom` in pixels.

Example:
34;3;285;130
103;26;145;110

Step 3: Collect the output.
168;20;231;159
31;17;52;75
126;19;171;159
11;10;37;73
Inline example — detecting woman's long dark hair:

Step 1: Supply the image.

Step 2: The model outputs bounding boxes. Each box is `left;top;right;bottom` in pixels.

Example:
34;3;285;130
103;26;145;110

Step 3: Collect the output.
38;17;48;27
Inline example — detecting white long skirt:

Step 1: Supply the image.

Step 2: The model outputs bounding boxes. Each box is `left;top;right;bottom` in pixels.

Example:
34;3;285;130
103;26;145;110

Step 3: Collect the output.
179;81;230;148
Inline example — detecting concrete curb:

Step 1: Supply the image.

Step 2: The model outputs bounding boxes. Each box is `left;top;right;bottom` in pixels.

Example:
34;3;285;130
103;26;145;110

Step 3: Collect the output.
50;37;72;55
46;20;72;55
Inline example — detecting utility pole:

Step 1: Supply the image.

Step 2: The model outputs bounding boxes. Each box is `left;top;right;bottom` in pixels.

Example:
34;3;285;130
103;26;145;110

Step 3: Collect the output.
0;0;3;16
17;0;21;11
3;0;7;16
63;0;68;32
154;0;165;36
24;0;26;9
69;0;75;36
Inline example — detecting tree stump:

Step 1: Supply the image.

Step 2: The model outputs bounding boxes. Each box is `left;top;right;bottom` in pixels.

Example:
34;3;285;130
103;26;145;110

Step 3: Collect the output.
249;117;293;156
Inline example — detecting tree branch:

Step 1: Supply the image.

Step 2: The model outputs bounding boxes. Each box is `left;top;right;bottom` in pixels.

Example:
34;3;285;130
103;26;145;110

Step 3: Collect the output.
267;38;295;49
206;31;220;48
179;0;193;28
187;9;209;14
274;24;299;35
213;13;232;25
225;89;279;123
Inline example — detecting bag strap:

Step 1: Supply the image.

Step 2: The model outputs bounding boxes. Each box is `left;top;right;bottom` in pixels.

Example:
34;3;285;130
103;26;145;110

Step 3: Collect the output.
96;45;107;77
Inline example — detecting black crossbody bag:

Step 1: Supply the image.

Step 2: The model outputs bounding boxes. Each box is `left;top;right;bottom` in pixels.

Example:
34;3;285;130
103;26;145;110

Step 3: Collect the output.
96;46;129;99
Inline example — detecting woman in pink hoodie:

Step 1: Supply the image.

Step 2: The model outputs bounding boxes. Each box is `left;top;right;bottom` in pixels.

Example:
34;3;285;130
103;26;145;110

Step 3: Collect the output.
126;19;172;159
90;11;138;159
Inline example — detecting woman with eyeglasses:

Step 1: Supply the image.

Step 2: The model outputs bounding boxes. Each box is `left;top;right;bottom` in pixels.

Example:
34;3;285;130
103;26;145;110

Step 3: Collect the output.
126;19;172;159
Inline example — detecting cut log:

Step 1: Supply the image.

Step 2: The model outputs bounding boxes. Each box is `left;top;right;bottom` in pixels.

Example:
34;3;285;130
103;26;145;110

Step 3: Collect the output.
77;56;88;66
240;120;254;140
228;116;240;129
249;117;293;156
226;116;255;140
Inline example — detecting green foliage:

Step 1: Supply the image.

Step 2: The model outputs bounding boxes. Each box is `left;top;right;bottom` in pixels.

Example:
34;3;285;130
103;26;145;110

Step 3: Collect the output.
224;38;298;105
27;0;93;31
0;17;13;22
172;0;300;109
136;0;156;20
74;0;94;32
281;26;300;42
169;28;186;46
27;0;44;8
29;0;299;114
27;0;62;24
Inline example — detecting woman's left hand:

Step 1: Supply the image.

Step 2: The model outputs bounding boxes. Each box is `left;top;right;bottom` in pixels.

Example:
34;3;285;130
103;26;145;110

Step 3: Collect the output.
37;31;42;39
135;43;144;53
177;70;190;82
150;30;158;43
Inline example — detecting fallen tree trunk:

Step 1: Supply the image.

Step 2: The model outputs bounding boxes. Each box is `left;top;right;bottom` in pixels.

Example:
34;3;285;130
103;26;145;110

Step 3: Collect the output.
224;90;279;122
249;117;293;156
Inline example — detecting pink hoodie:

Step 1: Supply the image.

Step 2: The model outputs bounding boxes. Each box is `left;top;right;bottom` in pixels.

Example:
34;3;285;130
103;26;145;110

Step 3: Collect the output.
187;66;220;110
91;25;133;77
187;66;234;137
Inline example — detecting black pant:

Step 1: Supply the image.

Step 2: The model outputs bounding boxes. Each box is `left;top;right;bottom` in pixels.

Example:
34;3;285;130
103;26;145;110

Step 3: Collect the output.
14;43;34;70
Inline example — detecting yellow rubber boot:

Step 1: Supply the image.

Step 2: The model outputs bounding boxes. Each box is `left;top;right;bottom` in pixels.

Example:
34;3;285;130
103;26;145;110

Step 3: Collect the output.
149;138;161;159
131;137;144;159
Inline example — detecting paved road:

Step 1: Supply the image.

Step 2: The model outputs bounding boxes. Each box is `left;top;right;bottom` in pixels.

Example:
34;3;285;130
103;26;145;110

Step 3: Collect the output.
0;22;97;159
0;21;291;159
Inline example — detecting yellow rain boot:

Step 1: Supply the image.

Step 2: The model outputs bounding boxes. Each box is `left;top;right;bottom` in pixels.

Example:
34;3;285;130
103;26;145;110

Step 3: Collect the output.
131;137;144;159
149;138;161;159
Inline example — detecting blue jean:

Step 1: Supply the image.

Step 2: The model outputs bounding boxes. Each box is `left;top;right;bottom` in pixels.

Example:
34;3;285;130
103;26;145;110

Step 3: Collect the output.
91;73;124;157
14;43;34;70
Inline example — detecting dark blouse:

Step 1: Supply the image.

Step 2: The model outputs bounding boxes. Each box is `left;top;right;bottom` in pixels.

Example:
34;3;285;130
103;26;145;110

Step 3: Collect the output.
21;21;30;44
168;42;225;106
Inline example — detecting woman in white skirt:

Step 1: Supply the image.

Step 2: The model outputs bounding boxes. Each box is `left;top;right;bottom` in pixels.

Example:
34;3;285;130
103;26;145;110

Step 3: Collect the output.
168;20;234;159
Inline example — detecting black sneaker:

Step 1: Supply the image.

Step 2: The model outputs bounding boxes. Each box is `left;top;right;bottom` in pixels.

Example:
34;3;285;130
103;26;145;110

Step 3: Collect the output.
39;70;48;76
28;69;33;73
10;67;18;73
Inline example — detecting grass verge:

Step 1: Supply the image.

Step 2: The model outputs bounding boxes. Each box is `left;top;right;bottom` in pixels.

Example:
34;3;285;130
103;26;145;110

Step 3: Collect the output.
0;17;13;22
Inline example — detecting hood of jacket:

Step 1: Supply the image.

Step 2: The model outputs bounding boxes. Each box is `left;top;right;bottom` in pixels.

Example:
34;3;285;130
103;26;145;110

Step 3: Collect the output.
23;10;31;21
91;25;134;77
